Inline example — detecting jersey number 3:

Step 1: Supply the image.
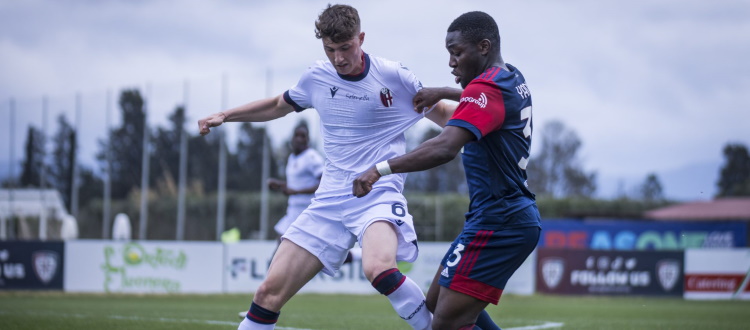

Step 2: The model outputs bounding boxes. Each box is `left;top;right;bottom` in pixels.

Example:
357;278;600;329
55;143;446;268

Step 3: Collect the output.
517;106;532;170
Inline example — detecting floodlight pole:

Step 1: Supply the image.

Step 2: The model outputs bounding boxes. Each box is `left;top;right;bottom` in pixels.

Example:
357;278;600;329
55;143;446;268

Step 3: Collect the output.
70;93;81;219
216;74;228;241
138;84;151;240
103;89;112;239
176;80;189;241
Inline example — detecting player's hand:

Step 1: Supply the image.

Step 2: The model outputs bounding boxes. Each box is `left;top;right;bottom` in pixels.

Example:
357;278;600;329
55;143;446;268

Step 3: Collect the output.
267;178;285;191
352;166;381;198
198;112;227;136
413;88;444;114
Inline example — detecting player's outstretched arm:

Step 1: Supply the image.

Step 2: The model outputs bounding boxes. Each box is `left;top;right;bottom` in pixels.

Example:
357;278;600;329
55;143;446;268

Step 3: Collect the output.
198;94;295;136
414;87;461;127
352;126;473;197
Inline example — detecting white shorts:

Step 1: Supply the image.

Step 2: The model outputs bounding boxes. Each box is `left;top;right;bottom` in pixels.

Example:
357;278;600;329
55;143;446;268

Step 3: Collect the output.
282;188;419;276
274;204;308;235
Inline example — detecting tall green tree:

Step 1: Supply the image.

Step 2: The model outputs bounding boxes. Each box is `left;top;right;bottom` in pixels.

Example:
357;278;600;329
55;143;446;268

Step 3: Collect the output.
526;120;596;198
717;143;750;197
151;105;184;194
228;123;277;191
50;114;76;209
98;89;146;199
188;131;221;193
639;173;664;202
20;125;46;187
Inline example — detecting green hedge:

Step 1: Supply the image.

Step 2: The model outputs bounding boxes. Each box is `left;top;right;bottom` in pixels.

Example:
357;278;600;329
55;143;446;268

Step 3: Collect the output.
76;193;674;241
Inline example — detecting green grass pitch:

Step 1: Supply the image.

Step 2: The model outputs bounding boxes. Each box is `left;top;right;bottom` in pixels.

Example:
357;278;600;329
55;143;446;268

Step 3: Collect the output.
1;292;749;329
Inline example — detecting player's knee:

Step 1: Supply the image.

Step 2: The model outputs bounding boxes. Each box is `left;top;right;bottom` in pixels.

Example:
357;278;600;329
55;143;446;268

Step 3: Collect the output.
253;281;283;310
362;260;396;282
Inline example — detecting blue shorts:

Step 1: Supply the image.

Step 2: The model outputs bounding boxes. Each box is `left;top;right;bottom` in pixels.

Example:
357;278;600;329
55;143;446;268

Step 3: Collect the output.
439;226;540;304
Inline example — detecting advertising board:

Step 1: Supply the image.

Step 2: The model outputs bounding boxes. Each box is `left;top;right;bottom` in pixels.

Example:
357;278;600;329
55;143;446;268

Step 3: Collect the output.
537;248;684;296
684;249;750;300
539;220;745;250
0;241;64;290
64;240;223;293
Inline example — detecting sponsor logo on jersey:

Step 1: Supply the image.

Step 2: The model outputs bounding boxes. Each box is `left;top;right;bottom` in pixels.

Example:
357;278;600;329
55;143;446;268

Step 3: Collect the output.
380;87;393;107
394;219;404;226
459;92;487;108
33;251;59;284
441;267;449;277
330;86;339;98
345;93;370;101
541;257;564;289
656;259;680;291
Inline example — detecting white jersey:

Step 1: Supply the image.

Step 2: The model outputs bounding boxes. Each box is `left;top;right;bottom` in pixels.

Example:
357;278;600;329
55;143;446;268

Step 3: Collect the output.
285;148;324;207
284;53;424;198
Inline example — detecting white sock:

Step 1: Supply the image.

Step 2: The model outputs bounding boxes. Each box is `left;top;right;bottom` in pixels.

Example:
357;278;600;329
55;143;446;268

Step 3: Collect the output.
386;276;432;330
238;317;276;330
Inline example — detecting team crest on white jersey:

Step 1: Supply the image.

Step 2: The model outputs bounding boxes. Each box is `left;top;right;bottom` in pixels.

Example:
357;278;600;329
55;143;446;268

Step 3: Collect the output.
380;87;393;107
460;92;488;108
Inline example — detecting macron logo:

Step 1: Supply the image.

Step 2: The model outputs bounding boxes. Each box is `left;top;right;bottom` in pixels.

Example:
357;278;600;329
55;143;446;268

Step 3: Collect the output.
460;92;488;108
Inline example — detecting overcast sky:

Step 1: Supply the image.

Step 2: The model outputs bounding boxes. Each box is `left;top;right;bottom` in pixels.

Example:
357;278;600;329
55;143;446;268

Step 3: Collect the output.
1;0;748;201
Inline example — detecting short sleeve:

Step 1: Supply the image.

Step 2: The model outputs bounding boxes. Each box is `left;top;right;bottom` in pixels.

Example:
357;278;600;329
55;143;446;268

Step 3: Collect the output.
396;63;423;96
284;64;318;112
446;79;506;140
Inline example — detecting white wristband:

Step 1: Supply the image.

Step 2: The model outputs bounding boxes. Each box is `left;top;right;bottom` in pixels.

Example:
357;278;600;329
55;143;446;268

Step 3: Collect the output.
376;160;392;176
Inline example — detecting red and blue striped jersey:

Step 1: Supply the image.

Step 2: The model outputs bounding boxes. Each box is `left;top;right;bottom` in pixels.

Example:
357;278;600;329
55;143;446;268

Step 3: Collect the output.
446;64;540;230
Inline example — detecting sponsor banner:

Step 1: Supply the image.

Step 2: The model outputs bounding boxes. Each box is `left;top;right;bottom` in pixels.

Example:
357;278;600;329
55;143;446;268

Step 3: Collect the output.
537;248;684;296
0;241;64;290
684;249;750;300
224;241;536;295
64;240;222;293
539;220;746;250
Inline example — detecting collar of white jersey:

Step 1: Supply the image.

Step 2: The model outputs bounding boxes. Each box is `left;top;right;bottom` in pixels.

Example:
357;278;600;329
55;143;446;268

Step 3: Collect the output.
337;53;371;82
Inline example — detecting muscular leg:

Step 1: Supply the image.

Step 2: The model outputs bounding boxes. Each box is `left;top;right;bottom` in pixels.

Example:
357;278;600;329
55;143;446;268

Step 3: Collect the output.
361;221;398;280
254;239;323;310
362;221;431;330
239;239;323;329
432;285;490;330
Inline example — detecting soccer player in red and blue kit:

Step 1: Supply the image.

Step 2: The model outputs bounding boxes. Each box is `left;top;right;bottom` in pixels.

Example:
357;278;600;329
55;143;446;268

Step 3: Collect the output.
353;11;541;330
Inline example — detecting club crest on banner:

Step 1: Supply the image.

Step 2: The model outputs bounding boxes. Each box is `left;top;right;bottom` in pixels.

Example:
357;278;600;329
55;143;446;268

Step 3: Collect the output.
541;257;564;290
656;259;680;291
380;88;393;107
33;251;59;284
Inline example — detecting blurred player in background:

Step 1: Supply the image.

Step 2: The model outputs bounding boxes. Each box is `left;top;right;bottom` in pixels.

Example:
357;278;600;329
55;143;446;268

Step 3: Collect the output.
267;121;323;238
198;4;446;330
353;11;541;330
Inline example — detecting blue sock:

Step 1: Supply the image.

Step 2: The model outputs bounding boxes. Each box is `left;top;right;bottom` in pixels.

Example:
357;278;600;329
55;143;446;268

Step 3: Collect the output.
371;268;406;295
246;302;280;325
476;309;501;330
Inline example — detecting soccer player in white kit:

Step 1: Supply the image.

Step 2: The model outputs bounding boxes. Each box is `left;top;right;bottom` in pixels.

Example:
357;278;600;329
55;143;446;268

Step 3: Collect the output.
267;122;323;237
198;5;438;330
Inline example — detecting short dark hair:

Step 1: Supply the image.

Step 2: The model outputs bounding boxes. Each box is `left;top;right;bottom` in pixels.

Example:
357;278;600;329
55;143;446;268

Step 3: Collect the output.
315;4;360;43
447;11;500;50
294;120;309;134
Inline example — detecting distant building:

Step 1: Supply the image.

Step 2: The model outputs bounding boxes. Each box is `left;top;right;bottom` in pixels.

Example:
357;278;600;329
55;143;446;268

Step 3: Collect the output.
0;189;75;240
644;197;750;221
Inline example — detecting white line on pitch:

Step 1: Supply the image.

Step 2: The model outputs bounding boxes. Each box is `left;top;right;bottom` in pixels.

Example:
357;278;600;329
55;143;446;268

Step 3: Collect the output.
507;321;565;330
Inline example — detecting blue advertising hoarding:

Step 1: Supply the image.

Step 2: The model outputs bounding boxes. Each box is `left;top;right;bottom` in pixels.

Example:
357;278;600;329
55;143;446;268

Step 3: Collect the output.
539;220;746;250
0;241;64;290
